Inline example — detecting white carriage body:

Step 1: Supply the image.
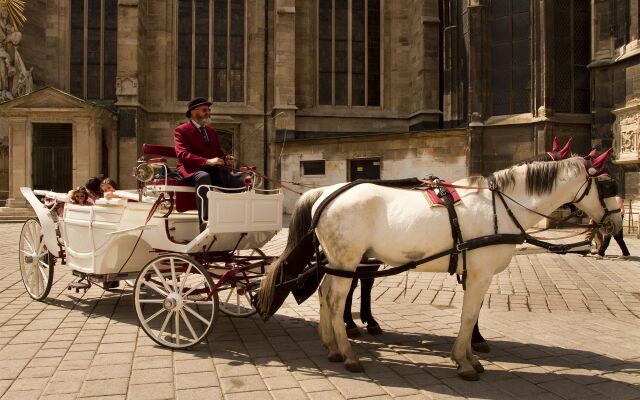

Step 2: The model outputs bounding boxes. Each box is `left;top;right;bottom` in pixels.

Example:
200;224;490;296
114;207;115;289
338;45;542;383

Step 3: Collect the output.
21;186;283;276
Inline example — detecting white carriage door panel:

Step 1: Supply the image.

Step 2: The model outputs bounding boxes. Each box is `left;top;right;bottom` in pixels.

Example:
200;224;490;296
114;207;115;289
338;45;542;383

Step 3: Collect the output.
208;196;251;233
207;192;283;234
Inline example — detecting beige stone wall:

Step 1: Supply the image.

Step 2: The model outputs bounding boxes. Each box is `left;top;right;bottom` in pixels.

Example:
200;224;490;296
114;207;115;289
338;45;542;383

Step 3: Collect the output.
278;129;468;213
138;0;268;176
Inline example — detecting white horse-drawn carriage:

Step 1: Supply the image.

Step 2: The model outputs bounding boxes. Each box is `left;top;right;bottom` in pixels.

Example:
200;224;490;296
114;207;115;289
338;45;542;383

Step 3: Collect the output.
18;139;625;381
19;144;283;349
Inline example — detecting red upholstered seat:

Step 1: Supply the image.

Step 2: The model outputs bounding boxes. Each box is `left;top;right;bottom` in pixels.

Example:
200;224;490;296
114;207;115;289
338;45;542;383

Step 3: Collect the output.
142;144;177;158
143;144;196;213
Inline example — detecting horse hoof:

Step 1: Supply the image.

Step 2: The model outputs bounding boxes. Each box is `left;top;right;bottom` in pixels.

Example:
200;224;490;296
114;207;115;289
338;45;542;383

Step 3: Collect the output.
346;361;364;373
328;353;345;363
346;327;362;338
472;341;491;353
457;368;479;381
472;362;485;373
367;324;383;335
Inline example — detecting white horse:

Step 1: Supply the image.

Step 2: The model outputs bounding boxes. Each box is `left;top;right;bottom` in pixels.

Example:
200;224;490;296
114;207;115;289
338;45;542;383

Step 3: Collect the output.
258;155;621;380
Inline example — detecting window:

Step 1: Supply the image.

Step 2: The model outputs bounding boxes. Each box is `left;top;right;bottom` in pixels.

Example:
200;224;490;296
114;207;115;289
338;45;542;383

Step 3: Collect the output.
301;160;326;176
70;0;118;100
612;0;630;48
177;0;245;102
489;0;531;116
554;0;590;113
318;0;380;107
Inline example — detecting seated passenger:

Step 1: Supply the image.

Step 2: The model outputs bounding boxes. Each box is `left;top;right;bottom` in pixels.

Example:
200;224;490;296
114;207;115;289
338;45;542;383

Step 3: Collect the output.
70;187;91;206
174;97;244;228
101;178;119;199
85;177;103;203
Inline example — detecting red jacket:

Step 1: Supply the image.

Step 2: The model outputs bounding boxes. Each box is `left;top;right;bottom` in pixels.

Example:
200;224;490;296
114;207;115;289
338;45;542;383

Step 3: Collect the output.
174;121;225;179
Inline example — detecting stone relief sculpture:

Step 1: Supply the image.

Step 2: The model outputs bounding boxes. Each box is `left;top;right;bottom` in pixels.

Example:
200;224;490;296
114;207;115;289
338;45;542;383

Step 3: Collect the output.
0;0;32;102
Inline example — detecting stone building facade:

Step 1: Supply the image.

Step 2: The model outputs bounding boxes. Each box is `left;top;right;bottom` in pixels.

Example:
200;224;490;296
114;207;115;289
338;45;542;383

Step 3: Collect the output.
0;1;637;210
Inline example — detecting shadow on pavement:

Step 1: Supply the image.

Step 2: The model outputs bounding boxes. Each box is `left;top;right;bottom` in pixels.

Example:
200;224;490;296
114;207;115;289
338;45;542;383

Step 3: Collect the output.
42;289;640;399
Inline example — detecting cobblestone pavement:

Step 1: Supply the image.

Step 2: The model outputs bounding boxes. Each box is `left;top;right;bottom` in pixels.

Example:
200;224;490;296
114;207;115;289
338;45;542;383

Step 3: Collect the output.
1;222;640;399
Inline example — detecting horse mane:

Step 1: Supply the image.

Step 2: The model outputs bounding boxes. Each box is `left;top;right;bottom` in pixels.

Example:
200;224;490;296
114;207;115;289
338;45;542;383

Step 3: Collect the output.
492;156;583;195
467;176;486;187
516;153;553;165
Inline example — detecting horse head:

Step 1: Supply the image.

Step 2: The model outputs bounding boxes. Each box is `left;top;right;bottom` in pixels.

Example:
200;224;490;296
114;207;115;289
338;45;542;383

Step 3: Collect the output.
571;149;622;236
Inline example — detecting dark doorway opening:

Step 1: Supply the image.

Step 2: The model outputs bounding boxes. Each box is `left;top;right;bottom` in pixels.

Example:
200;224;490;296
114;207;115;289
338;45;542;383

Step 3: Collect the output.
32;123;73;192
349;158;381;181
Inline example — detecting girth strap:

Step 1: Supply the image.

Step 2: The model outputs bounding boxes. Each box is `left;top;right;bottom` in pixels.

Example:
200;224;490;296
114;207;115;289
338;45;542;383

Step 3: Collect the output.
436;184;464;277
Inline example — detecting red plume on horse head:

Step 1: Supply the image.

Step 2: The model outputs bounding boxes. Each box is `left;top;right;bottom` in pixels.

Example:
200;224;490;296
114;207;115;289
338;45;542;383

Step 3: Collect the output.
548;137;573;160
591;148;613;170
552;137;560;152
585;147;613;176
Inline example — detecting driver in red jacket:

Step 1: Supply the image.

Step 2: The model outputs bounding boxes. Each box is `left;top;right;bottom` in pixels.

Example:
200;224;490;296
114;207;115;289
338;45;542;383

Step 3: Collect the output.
174;97;243;228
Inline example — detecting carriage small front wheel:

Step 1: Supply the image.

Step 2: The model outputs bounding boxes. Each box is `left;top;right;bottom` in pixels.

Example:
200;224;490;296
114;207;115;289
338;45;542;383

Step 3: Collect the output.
134;254;219;349
217;248;266;317
19;219;55;301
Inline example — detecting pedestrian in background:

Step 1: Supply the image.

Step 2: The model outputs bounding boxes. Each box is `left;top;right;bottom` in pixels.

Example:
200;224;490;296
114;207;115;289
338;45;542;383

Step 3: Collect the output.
597;195;630;260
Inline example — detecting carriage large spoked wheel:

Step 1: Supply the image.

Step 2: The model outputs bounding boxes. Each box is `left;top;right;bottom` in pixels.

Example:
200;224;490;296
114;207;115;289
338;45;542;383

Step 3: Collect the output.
218;248;266;317
19;219;55;301
134;254;219;349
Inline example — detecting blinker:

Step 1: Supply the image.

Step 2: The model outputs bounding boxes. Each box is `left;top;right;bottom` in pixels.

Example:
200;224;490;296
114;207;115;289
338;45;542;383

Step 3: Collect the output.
596;177;618;199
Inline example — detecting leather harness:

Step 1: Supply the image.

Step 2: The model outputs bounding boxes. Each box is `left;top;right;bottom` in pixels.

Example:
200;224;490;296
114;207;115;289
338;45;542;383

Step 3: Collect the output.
300;162;618;290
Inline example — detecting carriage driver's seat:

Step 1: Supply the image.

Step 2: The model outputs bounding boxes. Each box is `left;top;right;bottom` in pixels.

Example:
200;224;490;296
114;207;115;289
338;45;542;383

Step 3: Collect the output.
141;144;197;213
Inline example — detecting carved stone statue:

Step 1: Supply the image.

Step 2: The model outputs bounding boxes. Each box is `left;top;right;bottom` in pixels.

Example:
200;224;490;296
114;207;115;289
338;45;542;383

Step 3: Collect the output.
0;4;33;102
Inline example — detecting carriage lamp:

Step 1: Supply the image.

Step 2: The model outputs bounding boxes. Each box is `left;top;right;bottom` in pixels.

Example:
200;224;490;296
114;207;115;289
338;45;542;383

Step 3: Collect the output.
134;162;156;183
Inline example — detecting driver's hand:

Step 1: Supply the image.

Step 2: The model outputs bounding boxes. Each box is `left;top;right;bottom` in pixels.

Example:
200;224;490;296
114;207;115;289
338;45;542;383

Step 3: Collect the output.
205;157;224;166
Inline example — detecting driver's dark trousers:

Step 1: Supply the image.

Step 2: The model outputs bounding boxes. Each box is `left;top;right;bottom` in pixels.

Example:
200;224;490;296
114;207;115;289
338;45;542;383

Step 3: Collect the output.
598;230;630;257
187;166;244;223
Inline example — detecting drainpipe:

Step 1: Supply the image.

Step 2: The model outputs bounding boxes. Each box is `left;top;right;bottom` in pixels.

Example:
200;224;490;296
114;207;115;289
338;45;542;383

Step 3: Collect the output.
263;0;269;187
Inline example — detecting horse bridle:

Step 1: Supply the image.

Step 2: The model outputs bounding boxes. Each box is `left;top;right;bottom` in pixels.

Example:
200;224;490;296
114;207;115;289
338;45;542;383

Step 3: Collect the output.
571;160;620;234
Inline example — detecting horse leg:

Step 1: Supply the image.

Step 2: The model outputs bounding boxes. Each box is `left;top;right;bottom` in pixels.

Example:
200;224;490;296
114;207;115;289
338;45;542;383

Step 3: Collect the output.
343;278;361;338
326;275;364;372
318;280;340;360
452;274;491;381
471;317;490;353
360;277;382;335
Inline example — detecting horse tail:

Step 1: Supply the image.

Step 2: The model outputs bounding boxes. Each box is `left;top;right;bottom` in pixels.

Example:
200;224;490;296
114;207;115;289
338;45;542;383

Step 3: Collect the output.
257;187;326;319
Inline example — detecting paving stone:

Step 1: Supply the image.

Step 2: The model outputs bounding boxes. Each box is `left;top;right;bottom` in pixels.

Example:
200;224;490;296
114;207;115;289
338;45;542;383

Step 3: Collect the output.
85;364;132;380
587;380;640;400
299;378;336;393
127;382;174;400
329;375;387;399
220;374;268;393
176;386;223;400
1;389;43;400
224;390;273;400
174;371;219;389
216;362;259;378
538;379;603;399
264;374;300;390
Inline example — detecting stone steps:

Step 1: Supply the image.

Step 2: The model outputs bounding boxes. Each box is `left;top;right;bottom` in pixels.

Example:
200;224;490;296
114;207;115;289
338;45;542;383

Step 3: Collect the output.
0;207;36;222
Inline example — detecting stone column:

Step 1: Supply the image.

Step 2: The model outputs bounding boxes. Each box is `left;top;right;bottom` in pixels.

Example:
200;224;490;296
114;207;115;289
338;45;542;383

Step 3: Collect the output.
467;1;486;174
534;0;553;155
409;0;441;130
116;0;145;189
72;117;93;188
6;117;27;207
271;0;297;181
